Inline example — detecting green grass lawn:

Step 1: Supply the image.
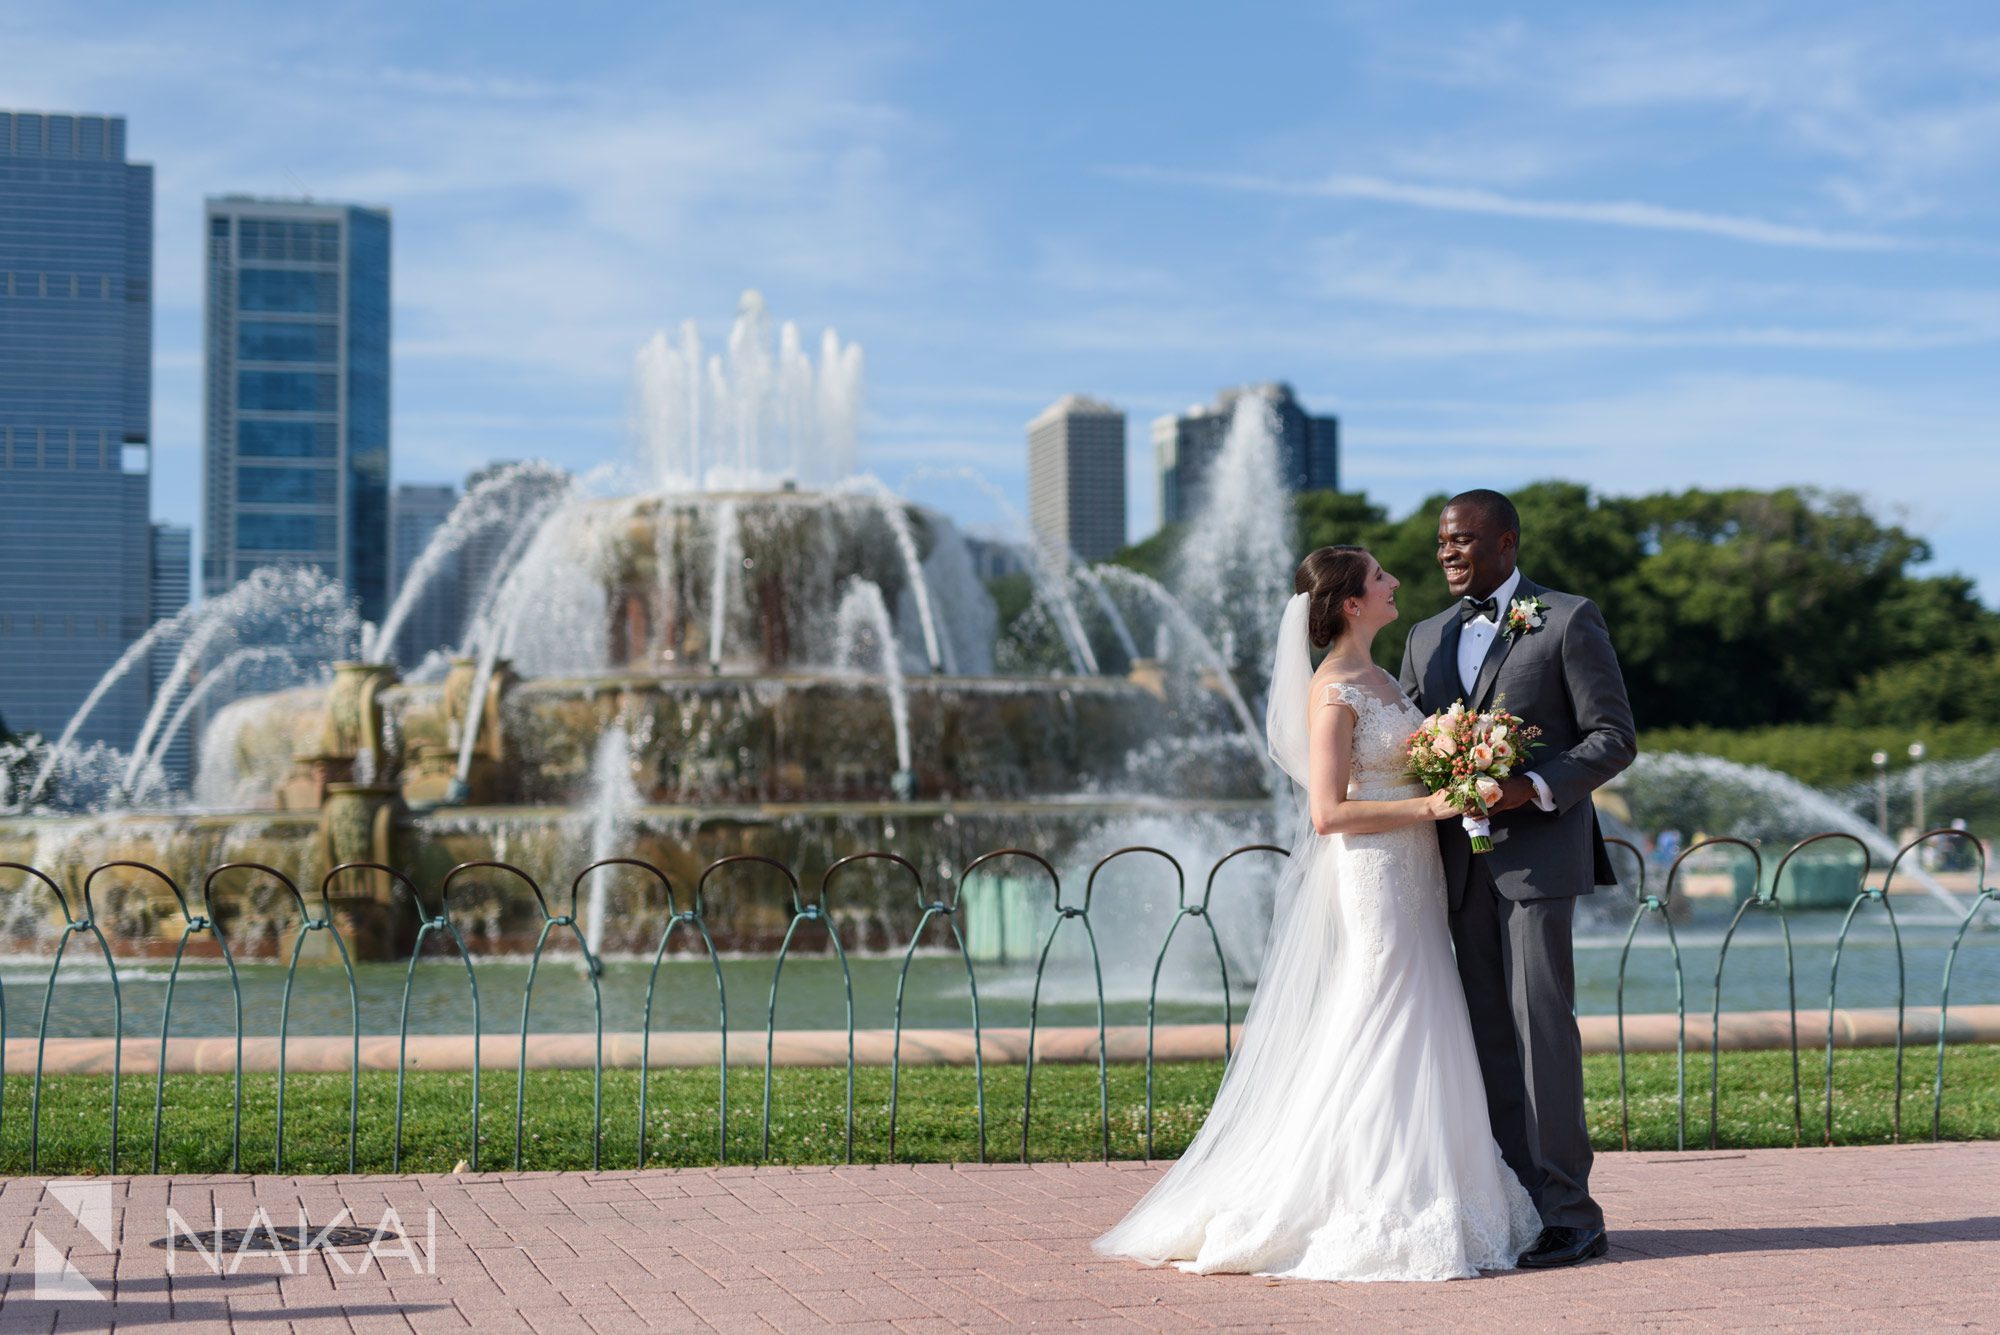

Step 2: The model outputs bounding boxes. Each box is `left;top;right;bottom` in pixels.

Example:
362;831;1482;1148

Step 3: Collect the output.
7;1046;1996;1176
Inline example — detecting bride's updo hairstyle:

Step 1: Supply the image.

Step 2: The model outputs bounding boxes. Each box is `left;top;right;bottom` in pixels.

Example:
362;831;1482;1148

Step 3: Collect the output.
1295;545;1371;649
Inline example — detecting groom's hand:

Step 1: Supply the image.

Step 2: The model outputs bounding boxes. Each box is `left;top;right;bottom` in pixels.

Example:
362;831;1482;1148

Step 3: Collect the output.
1488;776;1538;813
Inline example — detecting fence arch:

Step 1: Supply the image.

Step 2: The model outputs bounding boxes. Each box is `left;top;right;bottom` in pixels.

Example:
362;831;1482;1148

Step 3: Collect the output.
1710;835;1864;1148
858;850;984;1164
157;861;250;1171
1932;831;1994;1140
623;858;726;1167
1822;834;1922;1145
1607;836;1684;1151
17;863;123;1174
1021;847;1114;1161
396;863;480;1171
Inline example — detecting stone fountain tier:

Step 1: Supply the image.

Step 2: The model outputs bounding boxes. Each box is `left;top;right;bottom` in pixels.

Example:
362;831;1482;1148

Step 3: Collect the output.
565;488;997;675
0;795;1275;960
391;671;1262;808
199;669;1263;813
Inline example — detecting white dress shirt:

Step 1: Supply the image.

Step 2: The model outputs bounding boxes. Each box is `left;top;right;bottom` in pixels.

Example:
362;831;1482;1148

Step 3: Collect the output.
1454;568;1555;813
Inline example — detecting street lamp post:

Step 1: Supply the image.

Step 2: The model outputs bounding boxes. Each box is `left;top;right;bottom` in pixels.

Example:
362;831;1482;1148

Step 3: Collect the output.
1909;741;1928;837
1872;750;1890;834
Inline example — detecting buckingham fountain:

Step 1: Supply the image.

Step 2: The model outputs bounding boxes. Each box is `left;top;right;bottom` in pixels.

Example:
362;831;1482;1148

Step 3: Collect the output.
3;292;1987;1005
0;294;1281;966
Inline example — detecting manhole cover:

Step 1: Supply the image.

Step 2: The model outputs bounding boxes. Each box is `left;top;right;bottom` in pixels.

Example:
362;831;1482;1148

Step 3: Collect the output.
151;1224;396;1254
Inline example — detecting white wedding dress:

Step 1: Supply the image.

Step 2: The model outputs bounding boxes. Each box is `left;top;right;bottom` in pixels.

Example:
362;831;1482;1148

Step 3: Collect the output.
1094;594;1542;1283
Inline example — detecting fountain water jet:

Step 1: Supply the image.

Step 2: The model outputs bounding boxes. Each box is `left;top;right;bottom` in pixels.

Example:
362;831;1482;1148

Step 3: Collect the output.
24;621;176;804
1094;565;1264;765
130;646;307;804
1074;562;1141;665
1619;752;1971;916
835;578;914;797
23;567;360;812
902;465;1099;675
1174;394;1295;685
368;461;571;663
635;290;862;490
837;476;948;673
580;723;641;964
707;501;739;672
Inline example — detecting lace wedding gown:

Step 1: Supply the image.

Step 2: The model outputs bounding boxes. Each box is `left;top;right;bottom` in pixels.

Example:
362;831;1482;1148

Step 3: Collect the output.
1094;660;1542;1283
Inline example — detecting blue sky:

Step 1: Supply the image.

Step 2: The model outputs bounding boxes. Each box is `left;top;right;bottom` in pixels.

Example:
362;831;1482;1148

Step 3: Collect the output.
11;1;2000;598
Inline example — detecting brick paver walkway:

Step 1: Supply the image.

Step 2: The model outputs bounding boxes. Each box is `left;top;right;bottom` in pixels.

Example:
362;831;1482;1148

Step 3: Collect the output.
3;1144;1995;1331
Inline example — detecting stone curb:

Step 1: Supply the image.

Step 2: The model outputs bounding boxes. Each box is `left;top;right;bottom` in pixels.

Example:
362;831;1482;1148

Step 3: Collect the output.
10;1003;1996;1074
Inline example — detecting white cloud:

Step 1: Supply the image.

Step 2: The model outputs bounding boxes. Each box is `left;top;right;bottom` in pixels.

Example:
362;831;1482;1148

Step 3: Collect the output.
1426;10;2000;224
5;9;973;361
1306;235;1709;323
1110;166;1908;251
1029;307;1992;361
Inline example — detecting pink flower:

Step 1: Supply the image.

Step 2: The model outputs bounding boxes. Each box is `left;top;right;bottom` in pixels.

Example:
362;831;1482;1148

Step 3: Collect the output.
1470;743;1495;767
1493;739;1514;763
1434;733;1459;757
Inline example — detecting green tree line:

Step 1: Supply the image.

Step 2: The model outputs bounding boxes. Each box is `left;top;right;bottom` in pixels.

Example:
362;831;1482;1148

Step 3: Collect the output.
1108;483;2000;733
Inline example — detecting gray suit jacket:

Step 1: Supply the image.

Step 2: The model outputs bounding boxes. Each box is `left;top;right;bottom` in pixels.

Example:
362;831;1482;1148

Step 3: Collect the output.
1397;573;1637;909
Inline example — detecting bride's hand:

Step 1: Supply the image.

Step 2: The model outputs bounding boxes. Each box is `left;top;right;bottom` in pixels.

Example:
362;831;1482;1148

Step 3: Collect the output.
1423;790;1461;821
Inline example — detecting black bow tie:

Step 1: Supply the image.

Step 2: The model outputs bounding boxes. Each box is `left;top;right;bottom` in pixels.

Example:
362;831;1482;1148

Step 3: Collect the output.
1459;595;1499;626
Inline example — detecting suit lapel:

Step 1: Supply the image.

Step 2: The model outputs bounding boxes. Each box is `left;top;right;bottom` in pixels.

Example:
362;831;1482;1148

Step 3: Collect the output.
1469;573;1539;710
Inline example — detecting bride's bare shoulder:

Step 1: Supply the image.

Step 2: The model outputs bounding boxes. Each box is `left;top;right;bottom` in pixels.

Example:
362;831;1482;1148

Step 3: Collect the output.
1313;669;1367;713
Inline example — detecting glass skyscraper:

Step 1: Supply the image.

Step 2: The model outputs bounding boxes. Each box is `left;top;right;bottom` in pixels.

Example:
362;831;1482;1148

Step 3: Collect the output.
203;197;391;622
1152;383;1340;528
0;111;154;749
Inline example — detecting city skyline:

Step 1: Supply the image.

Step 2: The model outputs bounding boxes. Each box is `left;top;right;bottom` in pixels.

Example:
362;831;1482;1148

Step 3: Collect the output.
4;2;1998;600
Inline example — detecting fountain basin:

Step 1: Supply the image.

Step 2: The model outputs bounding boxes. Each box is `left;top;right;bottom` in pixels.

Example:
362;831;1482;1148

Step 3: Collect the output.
0;796;1274;960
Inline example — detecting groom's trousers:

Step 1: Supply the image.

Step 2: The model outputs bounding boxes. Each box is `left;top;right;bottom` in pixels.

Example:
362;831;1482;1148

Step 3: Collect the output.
1449;861;1604;1232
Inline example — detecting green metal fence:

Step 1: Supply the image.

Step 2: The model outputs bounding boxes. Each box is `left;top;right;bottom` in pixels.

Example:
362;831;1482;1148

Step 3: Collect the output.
0;827;1993;1174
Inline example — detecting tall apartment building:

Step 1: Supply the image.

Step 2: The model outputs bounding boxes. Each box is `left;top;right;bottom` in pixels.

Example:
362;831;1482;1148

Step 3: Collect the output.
1152;383;1339;528
202;196;391;621
147;521;192;785
1026;395;1126;561
0;111;154;749
389;482;461;665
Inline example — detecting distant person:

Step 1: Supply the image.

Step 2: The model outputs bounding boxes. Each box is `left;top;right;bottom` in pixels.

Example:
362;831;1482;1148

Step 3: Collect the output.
1655;828;1682;869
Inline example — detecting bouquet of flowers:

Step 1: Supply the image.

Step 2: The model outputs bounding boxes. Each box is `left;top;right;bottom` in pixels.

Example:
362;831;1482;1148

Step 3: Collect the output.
1405;700;1542;853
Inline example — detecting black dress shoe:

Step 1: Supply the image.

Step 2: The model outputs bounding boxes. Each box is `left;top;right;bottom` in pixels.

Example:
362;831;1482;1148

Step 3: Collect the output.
1516;1225;1608;1269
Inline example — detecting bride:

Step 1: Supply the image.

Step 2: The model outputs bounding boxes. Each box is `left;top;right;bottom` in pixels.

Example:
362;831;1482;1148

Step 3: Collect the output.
1094;545;1543;1282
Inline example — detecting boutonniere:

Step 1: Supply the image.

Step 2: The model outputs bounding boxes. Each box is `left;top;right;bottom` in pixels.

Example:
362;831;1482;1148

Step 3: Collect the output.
1504;595;1550;639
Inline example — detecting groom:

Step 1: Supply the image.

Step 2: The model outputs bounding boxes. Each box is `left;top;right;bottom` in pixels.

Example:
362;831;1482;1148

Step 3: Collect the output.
1398;489;1636;1270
